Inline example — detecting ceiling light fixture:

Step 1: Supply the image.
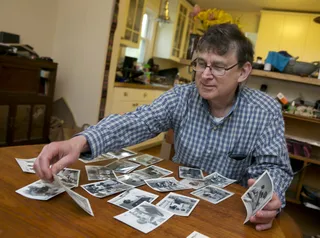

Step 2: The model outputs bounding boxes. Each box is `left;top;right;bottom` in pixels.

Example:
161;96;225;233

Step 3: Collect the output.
156;0;172;26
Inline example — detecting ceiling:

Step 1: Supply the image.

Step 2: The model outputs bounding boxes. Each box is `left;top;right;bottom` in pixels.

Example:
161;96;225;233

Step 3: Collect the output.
191;0;320;13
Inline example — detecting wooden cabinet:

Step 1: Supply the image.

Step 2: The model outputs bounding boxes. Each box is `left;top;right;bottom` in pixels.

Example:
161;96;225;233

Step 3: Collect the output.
0;56;57;146
255;10;320;62
153;0;194;63
110;86;166;150
120;0;146;48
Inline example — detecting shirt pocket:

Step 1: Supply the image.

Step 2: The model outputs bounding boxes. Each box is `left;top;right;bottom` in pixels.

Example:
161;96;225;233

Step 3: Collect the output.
221;153;252;181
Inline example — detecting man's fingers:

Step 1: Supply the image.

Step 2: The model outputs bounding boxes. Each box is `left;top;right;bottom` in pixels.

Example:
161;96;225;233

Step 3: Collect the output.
51;154;76;175
255;222;273;231
37;143;59;181
248;178;255;187
263;193;281;210
33;156;44;179
250;210;277;224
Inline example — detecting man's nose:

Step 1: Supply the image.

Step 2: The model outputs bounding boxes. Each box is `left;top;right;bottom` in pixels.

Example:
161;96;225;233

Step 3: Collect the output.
202;66;213;78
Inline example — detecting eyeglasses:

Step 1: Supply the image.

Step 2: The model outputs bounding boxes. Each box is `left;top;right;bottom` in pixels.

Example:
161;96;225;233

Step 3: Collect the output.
191;58;239;76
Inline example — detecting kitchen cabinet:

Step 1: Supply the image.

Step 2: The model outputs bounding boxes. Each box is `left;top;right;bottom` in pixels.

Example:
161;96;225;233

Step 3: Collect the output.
153;0;194;64
255;10;320;62
110;86;166;150
120;0;146;48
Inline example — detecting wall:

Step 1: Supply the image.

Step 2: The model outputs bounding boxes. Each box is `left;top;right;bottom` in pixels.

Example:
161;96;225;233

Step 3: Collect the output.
52;0;115;126
228;11;260;33
0;0;58;57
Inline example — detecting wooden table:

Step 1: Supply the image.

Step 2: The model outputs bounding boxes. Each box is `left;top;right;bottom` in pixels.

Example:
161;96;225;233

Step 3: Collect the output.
0;145;302;237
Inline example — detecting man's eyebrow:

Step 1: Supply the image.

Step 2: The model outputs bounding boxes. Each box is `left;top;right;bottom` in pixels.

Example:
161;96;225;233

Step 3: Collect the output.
197;57;225;65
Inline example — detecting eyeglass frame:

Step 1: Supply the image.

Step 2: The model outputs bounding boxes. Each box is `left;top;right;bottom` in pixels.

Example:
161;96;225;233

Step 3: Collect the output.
191;58;240;76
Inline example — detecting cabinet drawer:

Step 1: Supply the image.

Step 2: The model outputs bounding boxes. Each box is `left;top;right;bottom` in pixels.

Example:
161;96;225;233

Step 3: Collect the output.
113;88;159;102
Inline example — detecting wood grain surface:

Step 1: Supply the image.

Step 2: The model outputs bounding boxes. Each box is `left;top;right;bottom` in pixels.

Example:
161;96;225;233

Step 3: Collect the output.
0;145;301;237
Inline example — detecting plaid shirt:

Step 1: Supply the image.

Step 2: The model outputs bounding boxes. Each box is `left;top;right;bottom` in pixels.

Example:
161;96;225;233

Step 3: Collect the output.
80;83;293;207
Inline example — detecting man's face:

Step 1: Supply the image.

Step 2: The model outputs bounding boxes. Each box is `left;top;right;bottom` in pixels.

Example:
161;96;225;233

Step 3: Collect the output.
194;50;243;102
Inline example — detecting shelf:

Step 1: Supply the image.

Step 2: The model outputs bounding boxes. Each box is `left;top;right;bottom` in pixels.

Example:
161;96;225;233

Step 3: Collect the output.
286;134;320;148
286;190;301;204
114;82;172;91
289;153;320;166
251;69;320;87
283;113;320;124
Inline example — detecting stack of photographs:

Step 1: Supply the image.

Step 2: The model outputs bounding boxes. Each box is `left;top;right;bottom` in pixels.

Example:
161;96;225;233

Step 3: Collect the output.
145;177;190;192
204;172;236;188
79;153;115;164
108;188;158;210
128;154;163;166
85;165;117;181
117;173;149;187
104;160;140;174
179;166;204;180
134;165;173;179
191;185;234;205
81;179;133;198
106;149;137;159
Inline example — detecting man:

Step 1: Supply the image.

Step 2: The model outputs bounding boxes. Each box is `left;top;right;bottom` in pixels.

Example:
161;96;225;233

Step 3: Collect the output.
34;24;293;231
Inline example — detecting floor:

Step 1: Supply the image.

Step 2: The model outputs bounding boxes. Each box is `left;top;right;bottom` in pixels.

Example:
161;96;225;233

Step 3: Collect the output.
139;145;320;237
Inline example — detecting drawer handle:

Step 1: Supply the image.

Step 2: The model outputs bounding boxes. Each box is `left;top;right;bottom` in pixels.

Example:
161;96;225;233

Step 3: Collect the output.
132;103;138;107
124;92;128;96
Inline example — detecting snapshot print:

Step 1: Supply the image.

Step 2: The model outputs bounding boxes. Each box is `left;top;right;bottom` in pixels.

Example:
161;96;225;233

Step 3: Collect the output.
128;154;163;166
85;165;117;181
117;173;148;187
56;168;80;188
106;149;137;159
156;192;199;216
53;174;94;216
114;201;174;234
179;179;205;190
15;158;36;173
241;170;274;223
108;188;158;210
134;165;173;179
145;177;190;192
81;179;133;198
105;160;140;174
16;180;65;200
204;172;237;188
191;185;234;204
79;153;115;163
179;166;204;180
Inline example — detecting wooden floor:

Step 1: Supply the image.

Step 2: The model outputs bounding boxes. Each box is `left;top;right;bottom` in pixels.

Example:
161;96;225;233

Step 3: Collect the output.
139;145;320;237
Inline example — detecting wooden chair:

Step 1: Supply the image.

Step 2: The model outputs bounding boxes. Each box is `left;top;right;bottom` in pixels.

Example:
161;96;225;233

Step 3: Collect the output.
160;129;175;160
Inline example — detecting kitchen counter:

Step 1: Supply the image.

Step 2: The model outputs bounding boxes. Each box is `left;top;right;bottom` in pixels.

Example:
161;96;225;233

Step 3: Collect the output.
114;82;172;91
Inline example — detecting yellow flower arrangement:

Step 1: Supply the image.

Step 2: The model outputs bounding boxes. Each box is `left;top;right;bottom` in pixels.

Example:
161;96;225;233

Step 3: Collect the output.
192;5;242;31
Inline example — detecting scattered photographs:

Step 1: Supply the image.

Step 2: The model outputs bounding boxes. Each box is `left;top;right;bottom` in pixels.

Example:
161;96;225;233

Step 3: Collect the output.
114;201;174;234
179;179;205;190
134;165;173;179
16;180;65;200
204;172;236;188
117;173;148;187
15;158;36;173
191;185;234;205
179;166;204;180
187;231;210;238
81;179;133;198
156;192;199;216
128;154;163;166
106;149;137;159
79;153;115;164
57;168;80;188
241;170;274;223
145;177;190;192
108;188;158;210
85;165;117;181
105;160;140;174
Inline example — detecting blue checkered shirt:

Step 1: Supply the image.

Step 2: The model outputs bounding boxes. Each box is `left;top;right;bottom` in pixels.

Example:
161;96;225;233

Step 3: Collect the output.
80;83;293;207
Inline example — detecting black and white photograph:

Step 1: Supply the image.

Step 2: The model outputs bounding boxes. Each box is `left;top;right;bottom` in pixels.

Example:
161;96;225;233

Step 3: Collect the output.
114;201;174;234
145;177;190;192
81;179;133;198
79;153;115;163
128;154;163;166
16;180;65;200
105;160;140;174
117;173;149;187
179;179;205;190
53;174;94;216
134;165;173;179
85;165;117;181
204;172;236;188
108;188;158;210
241;170;274;224
179;166;204;180
156;192;199;216
106;149;136;159
57;168;80;188
15;158;36;173
191;185;234;204
187;231;210;238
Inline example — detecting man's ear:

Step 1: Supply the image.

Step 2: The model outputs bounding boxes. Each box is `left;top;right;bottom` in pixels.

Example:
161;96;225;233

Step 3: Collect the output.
237;62;252;83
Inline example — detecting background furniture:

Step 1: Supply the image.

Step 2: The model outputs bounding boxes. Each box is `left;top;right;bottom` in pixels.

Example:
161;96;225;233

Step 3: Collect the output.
0;56;57;146
0;144;301;237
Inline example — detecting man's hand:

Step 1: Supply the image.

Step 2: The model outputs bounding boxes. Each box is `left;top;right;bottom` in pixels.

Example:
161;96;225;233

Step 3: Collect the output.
248;178;281;231
33;136;88;182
